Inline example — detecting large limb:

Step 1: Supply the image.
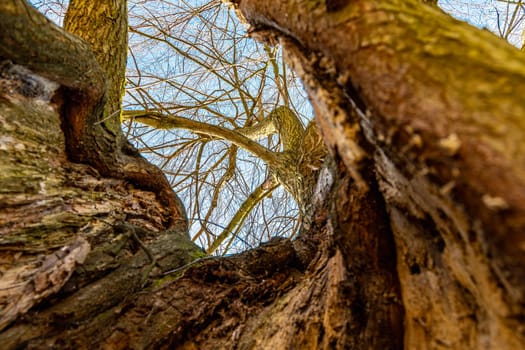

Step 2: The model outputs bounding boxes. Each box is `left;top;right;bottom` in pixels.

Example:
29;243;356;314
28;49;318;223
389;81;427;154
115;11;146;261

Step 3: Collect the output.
226;0;525;347
228;0;525;292
126;105;325;209
123;110;280;168
0;0;186;230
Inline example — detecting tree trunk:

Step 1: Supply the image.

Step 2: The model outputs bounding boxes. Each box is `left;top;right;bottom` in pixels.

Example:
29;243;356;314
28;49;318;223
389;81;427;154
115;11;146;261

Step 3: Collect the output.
0;0;524;349
229;0;525;348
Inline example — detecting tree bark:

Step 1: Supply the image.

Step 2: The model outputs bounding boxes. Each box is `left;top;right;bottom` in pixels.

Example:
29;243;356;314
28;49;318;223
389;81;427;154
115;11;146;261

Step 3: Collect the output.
0;0;194;340
64;0;128;132
229;0;525;347
0;0;524;349
125;106;328;214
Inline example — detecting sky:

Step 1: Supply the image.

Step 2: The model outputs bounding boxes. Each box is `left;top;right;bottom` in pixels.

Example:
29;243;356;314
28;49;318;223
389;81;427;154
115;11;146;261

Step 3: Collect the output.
439;0;524;46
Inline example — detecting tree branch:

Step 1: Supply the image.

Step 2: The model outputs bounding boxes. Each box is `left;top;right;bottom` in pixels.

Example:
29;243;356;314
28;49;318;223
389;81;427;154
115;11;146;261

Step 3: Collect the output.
207;178;279;255
123;110;280;167
0;0;187;230
236;116;277;140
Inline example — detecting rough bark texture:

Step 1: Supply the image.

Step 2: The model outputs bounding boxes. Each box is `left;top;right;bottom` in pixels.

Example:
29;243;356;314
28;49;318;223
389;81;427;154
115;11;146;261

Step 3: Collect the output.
0;0;195;343
0;0;524;349
0;0;187;230
229;0;525;348
0;65;199;333
64;0;128;136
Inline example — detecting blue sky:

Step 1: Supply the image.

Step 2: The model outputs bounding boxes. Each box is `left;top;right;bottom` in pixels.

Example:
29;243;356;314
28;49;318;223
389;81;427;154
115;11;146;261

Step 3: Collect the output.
440;0;524;47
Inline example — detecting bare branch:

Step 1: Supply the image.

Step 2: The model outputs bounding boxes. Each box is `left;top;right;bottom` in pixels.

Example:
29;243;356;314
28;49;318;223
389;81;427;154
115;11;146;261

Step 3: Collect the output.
208;178;279;255
123;110;280;167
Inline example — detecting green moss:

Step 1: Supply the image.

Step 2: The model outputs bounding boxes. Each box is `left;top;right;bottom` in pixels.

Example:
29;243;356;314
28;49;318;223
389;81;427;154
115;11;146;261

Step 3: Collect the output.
190;249;207;260
150;272;184;288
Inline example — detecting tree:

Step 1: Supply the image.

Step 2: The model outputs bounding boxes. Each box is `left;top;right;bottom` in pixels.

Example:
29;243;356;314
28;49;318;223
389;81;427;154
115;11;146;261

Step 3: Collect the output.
1;0;524;349
120;0;320;254
124;0;525;255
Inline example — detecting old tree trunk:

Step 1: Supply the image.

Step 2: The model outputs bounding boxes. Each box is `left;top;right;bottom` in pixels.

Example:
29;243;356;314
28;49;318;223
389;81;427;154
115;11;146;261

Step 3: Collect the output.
1;0;524;348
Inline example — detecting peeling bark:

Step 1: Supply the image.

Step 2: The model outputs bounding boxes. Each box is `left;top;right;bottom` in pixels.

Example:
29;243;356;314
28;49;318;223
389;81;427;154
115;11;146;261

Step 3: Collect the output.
226;0;525;347
0;0;195;341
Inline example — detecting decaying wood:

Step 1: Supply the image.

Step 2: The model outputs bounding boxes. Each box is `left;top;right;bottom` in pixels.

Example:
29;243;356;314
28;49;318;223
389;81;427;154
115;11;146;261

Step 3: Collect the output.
0;55;401;348
227;0;525;347
0;75;197;333
0;0;195;341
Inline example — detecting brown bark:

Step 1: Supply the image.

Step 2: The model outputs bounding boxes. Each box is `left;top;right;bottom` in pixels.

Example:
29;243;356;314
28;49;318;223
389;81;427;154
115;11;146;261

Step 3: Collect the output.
0;0;186;230
64;0;128;127
233;0;525;261
0;0;193;341
0;62;196;333
0;0;524;349
228;0;525;348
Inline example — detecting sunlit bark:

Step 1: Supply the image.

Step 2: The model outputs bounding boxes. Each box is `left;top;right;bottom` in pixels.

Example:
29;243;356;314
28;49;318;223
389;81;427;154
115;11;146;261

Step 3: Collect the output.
64;0;128;132
227;0;525;347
